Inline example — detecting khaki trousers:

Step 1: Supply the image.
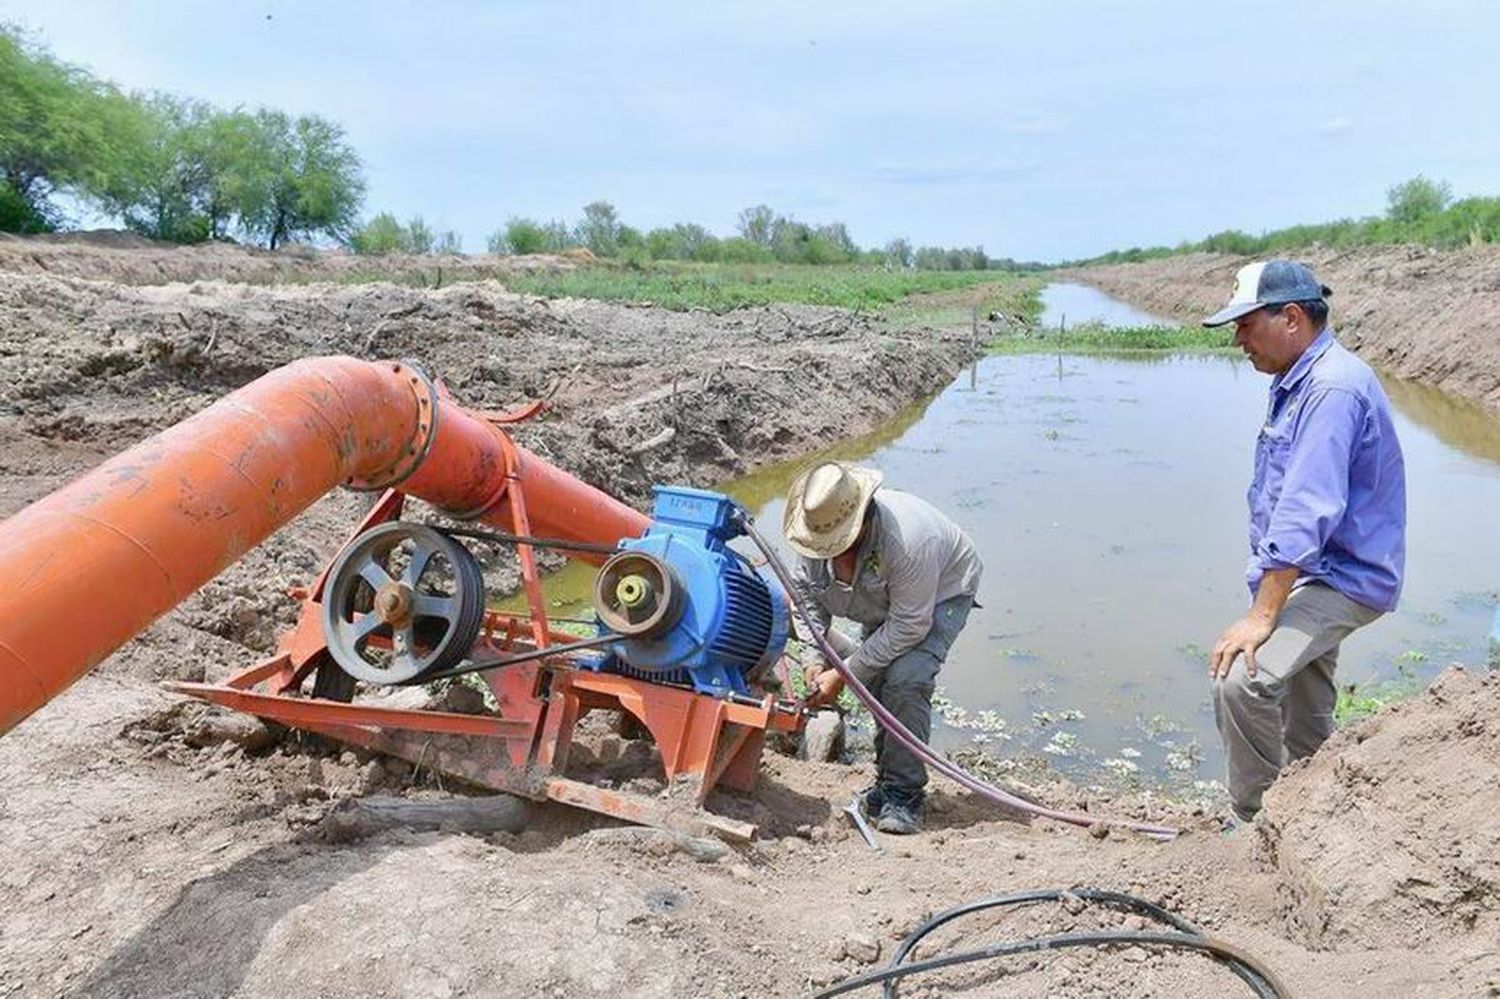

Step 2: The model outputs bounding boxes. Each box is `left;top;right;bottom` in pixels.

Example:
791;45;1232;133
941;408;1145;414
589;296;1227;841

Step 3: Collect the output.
1211;583;1381;821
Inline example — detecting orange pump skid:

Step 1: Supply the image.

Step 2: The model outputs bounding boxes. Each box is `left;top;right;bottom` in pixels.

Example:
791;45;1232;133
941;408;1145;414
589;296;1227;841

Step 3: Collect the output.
0;356;802;838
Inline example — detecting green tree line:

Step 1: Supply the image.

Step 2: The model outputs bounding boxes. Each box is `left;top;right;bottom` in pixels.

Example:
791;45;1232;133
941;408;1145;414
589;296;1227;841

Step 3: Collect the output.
5;23;1012;267
1078;176;1500;265
476;199;1002;271
1;24;362;247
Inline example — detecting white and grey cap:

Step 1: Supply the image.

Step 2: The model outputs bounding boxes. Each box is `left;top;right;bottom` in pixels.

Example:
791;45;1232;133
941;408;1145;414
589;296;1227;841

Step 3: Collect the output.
1203;259;1333;327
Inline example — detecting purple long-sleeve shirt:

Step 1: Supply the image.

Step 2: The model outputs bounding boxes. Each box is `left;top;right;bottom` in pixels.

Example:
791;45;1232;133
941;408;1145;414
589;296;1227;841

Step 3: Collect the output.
1246;329;1406;612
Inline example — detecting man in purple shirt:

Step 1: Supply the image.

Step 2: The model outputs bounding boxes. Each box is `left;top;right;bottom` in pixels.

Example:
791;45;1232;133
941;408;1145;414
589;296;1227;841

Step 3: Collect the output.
1204;260;1406;824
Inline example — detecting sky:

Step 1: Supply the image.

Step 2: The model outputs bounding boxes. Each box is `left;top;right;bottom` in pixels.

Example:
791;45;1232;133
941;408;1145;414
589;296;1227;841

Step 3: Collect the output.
4;0;1499;261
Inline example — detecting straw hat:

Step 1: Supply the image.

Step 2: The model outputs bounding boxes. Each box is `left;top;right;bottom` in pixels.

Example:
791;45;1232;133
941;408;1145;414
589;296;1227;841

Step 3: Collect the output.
783;461;883;558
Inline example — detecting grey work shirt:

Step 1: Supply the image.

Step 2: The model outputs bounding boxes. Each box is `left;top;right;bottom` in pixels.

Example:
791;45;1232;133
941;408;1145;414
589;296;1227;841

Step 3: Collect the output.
792;489;982;681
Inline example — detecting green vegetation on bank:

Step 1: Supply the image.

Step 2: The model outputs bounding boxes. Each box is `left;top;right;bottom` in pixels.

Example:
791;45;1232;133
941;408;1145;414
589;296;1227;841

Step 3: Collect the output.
504;262;1021;312
1333;663;1424;726
990;322;1232;355
1080;176;1500;264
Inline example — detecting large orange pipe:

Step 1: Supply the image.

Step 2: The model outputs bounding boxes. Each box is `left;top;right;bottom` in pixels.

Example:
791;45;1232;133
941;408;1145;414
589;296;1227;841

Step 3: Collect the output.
0;356;647;734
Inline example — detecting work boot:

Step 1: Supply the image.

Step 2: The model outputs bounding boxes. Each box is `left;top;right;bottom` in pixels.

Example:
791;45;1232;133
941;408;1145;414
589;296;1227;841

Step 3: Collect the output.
875;799;921;835
855;784;887;817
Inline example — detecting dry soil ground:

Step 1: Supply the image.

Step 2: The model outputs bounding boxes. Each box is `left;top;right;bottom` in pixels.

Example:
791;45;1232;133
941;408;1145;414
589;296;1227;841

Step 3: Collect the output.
1;238;1497;998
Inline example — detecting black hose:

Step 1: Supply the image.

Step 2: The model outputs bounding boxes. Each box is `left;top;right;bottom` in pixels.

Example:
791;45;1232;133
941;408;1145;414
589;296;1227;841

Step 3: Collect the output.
736;513;1180;841
812;888;1288;999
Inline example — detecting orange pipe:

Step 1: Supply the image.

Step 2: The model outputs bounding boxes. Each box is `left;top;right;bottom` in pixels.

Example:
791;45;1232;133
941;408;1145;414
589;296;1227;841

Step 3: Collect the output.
0;356;647;734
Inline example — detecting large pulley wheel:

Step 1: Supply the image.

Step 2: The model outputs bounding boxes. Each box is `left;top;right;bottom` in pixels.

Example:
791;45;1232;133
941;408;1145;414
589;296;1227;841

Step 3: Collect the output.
321;522;486;685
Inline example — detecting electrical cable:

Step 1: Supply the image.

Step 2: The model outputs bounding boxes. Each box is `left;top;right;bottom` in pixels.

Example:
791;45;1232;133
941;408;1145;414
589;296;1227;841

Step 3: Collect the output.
813;888;1288;999
736;512;1180;841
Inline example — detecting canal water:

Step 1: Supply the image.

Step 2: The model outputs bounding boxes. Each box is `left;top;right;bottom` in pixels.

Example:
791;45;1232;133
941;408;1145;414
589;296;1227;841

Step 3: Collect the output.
1037;281;1179;329
519;286;1500;791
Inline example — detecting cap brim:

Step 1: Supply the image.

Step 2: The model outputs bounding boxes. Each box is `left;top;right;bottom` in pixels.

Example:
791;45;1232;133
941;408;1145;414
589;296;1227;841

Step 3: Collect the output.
1202;301;1263;327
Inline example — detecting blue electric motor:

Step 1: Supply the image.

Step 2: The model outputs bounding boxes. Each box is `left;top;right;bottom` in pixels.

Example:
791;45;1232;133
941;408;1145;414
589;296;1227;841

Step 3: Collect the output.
589;486;790;697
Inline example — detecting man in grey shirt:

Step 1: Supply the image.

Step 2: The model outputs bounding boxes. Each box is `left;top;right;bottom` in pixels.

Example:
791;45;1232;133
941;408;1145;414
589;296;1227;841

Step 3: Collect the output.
786;461;982;834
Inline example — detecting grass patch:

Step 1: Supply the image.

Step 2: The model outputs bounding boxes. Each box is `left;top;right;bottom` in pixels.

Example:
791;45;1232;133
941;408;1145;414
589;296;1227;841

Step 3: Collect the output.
990;321;1235;355
882;275;1044;331
503;261;1016;313
1333;665;1423;726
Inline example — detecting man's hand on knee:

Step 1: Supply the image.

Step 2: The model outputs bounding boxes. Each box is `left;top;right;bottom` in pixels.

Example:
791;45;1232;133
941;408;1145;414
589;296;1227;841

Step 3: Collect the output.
1210;615;1275;679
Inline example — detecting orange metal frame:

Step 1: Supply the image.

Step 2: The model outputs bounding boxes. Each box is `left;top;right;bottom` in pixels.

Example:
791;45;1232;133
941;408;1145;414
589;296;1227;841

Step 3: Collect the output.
174;475;803;842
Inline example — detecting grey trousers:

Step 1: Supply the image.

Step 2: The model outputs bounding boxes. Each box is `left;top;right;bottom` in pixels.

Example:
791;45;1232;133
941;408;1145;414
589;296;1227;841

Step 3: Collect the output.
863;594;975;803
1211;583;1381;821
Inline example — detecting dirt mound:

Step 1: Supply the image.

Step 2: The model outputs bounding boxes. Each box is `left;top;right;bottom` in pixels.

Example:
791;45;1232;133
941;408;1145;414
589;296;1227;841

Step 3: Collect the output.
1070;245;1500;413
1257;667;1500;950
0;230;576;286
0;266;974;683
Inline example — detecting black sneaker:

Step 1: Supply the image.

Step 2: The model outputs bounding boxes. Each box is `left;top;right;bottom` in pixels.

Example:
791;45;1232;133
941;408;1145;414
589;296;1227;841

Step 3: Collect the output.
875;799;921;835
856;784;886;817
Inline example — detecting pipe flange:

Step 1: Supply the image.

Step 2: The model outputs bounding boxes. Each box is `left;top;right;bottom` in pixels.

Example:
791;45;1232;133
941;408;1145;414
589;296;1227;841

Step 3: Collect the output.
345;360;440;492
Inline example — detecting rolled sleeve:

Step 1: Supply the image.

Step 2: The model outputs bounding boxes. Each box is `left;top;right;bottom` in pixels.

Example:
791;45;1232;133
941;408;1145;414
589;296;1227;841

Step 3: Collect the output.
1256;387;1363;577
846;539;941;680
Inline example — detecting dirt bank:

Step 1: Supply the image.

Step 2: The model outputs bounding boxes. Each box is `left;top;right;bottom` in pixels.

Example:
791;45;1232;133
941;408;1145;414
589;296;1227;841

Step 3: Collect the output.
2;240;1498;997
0;229;583;286
1070;245;1500;413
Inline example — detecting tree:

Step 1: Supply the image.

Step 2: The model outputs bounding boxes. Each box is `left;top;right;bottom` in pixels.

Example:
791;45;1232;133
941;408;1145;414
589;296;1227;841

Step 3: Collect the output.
491;216;548;254
1386;175;1452;225
433;230;462;255
404;215;434;254
573;200;621;257
0;26;130;231
884;237;914;268
100;94;218;243
350;212;405;254
672;223;715;260
815;221;857;260
232;110;364;248
737;204;774;246
541;219;572;251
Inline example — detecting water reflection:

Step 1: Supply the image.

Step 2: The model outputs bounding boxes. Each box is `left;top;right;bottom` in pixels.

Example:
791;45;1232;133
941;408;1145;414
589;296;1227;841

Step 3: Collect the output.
1381;373;1500;467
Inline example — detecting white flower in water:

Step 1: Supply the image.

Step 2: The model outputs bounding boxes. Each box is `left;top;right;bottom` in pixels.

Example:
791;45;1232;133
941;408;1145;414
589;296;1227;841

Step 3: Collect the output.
1119;746;1142;758
1164;742;1203;772
1042;731;1078;756
1103;757;1139;776
1058;708;1086;721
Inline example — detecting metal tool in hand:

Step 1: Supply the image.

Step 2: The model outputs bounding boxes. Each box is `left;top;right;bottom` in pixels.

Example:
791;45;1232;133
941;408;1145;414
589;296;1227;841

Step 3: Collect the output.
844;796;882;853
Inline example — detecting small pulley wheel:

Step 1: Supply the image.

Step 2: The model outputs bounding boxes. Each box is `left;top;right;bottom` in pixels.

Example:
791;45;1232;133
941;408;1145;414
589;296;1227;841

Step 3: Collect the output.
321;522;486;685
593;550;685;639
